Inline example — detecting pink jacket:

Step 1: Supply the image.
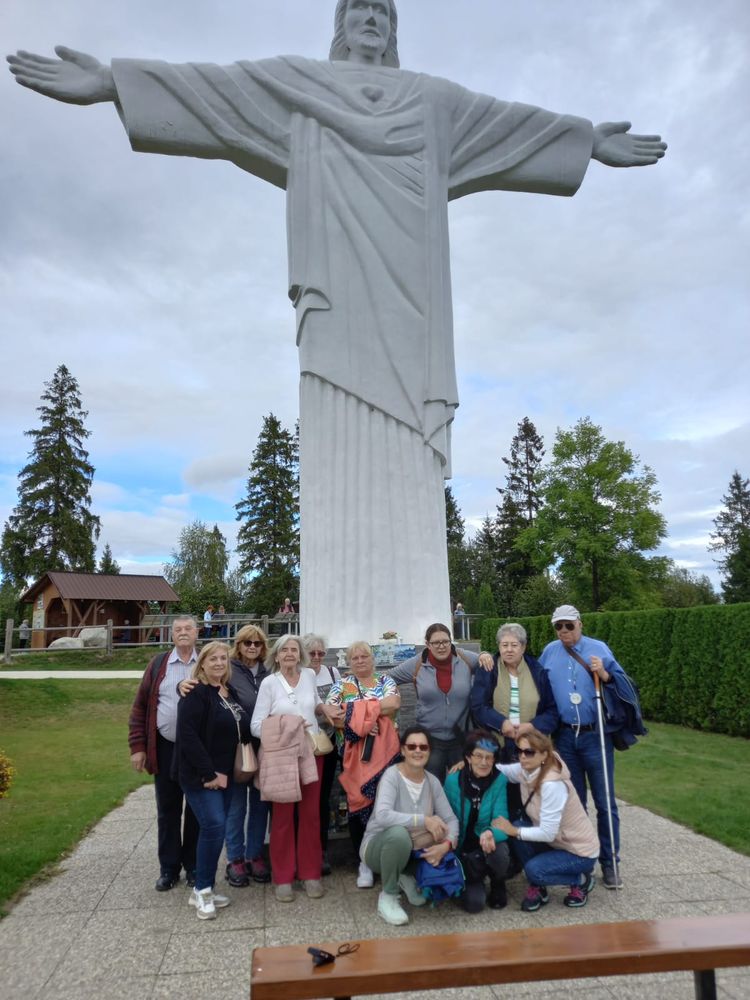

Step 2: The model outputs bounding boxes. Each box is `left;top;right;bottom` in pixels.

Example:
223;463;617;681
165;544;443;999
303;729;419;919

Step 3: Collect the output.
258;714;318;803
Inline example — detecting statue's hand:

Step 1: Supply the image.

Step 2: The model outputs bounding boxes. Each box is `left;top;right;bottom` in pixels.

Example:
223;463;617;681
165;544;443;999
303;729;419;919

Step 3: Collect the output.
592;121;667;167
7;46;115;105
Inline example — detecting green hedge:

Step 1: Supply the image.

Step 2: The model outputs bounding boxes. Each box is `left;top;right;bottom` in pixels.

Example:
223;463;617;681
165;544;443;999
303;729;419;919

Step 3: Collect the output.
481;604;750;737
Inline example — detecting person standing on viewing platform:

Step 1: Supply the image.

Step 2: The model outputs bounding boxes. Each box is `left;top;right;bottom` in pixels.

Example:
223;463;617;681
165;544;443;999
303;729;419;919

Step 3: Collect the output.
128;615;200;892
539;605;624;889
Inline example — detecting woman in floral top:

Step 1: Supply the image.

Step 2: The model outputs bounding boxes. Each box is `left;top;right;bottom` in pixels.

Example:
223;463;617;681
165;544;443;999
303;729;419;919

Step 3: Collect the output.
326;641;400;888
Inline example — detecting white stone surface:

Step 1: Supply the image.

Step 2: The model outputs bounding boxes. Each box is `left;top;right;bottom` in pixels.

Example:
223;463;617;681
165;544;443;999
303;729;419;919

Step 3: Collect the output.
48;637;85;650
6;3;665;646
79;627;107;648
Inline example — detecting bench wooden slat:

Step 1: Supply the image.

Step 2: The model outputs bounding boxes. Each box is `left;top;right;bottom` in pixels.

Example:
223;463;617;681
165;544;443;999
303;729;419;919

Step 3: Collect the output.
251;914;750;1000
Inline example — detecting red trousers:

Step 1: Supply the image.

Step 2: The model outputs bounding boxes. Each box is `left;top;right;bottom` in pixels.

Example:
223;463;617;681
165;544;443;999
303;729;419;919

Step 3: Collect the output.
270;755;323;884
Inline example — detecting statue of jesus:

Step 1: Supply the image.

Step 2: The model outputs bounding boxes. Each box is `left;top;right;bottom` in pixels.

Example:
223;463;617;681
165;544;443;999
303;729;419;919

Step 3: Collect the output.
8;1;666;645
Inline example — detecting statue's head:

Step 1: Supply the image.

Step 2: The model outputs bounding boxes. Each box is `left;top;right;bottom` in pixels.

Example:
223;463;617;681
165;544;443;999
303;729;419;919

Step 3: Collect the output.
329;0;400;68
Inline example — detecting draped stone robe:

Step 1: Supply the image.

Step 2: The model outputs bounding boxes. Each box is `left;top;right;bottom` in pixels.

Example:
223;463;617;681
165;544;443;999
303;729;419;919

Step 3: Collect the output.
111;55;594;645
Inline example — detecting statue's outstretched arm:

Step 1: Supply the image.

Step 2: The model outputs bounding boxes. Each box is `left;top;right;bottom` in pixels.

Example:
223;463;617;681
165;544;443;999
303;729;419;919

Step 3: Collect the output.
592;121;667;167
6;46;115;105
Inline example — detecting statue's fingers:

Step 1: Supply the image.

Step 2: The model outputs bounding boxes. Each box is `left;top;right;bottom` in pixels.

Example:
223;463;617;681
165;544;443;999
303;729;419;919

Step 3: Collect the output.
632;142;667;156
628;133;663;143
8;63;58;82
16;50;60;65
599;119;632;136
54;44;92;64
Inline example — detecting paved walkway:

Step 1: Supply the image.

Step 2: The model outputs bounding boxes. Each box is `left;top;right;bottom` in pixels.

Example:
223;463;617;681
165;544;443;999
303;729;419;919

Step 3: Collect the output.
2;787;749;1000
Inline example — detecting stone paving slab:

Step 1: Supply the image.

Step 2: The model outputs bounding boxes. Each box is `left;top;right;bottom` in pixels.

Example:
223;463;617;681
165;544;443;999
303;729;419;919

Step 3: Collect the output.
1;787;748;999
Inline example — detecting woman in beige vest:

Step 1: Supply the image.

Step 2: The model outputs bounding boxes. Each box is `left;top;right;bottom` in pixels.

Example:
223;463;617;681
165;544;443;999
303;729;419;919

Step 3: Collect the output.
492;728;599;912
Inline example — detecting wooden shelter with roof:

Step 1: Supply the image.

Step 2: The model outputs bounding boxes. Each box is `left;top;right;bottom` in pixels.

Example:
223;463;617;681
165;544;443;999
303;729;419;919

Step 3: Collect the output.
21;572;179;648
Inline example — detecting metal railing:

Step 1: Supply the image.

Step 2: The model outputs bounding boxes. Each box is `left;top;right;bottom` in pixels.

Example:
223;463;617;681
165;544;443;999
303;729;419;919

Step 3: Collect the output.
2;613;301;664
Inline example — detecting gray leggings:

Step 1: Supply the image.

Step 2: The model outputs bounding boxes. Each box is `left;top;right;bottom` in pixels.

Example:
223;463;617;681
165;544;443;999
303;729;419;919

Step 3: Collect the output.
363;826;415;895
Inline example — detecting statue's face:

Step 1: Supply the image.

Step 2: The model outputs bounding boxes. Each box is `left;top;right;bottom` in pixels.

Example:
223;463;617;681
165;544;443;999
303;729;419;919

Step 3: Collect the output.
344;0;391;62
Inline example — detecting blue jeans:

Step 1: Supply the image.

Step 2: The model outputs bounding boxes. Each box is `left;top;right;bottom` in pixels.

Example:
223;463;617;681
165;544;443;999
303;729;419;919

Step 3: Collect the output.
512;830;596;887
183;784;233;891
225;780;269;862
555;725;619;867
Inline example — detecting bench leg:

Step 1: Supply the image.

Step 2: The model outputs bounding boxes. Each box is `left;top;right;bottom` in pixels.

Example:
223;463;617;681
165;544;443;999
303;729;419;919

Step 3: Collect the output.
694;969;717;1000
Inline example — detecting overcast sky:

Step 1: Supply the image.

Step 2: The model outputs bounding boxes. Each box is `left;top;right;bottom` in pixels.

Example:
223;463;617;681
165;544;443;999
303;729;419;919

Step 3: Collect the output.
2;0;748;592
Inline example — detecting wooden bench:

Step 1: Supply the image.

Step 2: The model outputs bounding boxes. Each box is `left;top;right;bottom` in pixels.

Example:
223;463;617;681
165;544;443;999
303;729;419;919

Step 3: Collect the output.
251;913;750;1000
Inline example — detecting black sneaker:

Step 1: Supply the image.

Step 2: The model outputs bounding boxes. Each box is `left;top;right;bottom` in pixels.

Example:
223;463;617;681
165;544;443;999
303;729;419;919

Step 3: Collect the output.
184;870;196;888
520;885;549;912
321;852;332;876
602;865;623;889
155;872;179;892
225;860;250;887
582;872;596;894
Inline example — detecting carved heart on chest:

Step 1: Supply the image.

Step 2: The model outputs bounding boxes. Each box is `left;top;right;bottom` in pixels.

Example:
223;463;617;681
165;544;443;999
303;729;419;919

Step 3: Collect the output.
360;85;385;103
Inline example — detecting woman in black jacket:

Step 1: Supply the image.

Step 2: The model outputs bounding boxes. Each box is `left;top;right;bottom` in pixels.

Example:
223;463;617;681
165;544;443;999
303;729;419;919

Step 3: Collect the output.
177;641;252;921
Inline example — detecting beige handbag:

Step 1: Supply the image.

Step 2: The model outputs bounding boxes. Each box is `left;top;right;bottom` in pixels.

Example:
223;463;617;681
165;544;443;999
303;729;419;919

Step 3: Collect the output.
308;729;334;756
233;740;258;783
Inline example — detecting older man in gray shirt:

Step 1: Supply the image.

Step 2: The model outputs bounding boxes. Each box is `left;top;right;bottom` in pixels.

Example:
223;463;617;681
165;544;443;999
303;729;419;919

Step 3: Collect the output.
128;616;200;891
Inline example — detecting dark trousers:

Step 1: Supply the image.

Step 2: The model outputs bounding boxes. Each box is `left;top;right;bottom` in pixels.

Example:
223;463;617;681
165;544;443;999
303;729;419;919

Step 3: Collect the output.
155;733;199;877
318;748;338;853
460;841;510;912
426;735;463;781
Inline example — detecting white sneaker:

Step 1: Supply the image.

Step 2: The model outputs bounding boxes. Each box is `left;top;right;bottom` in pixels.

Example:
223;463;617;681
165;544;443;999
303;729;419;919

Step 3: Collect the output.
357;862;374;888
189;887;216;920
377;891;409;926
275;883;294;902
398;873;426;907
211;892;230;908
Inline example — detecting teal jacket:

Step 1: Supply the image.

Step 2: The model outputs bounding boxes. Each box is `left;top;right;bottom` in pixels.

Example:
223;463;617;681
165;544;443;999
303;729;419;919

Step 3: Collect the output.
443;770;509;849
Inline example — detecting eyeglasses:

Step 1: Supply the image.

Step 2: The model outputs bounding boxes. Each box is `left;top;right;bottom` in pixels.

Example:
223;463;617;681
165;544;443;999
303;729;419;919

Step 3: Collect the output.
242;639;263;647
309;650;326;658
404;742;429;752
516;747;540;759
554;622;576;632
470;752;496;765
428;639;451;648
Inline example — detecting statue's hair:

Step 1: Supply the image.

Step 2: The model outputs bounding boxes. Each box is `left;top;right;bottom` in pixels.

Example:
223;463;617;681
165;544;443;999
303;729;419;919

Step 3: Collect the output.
329;0;400;68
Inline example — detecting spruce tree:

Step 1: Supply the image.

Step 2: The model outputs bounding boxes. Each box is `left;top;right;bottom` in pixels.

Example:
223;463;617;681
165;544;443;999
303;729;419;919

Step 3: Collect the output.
235;414;299;615
495;417;545;608
709;471;750;570
1;365;100;587
445;485;472;602
98;543;121;574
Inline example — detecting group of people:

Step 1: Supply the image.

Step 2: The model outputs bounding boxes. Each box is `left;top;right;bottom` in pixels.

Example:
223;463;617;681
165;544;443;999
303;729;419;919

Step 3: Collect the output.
128;604;630;924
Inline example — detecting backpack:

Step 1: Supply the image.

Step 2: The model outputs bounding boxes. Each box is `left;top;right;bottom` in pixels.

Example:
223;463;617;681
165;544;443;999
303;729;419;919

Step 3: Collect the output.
413;850;465;904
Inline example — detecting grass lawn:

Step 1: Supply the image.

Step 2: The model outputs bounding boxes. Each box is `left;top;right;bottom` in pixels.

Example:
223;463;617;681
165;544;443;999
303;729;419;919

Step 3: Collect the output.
2;646;170;671
0;681;748;916
0;679;149;915
616;721;750;855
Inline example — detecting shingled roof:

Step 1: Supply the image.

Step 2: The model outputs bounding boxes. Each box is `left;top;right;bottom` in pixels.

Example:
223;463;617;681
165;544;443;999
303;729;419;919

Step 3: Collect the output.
21;571;179;603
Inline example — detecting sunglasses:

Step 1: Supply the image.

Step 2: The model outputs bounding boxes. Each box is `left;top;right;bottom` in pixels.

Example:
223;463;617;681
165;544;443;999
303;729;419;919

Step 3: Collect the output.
554;622;576;632
309;650;326;658
242;639;263;647
404;742;429;752
516;747;540;759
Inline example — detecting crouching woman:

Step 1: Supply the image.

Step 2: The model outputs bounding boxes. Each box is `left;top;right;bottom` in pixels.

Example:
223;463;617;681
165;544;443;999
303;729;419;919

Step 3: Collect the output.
492;728;599;911
360;727;459;926
444;730;511;912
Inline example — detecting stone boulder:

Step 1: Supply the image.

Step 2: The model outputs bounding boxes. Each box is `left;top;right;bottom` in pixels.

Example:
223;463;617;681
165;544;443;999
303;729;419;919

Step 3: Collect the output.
80;627;108;648
49;637;85;650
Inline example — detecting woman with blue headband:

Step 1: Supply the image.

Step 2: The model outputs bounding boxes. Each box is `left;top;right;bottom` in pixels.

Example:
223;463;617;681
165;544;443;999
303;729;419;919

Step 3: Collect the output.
443;730;511;912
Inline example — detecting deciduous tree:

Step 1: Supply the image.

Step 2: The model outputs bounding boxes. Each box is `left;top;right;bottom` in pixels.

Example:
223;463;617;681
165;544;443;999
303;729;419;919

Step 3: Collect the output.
1;365;100;588
164;520;229;610
518;417;666;610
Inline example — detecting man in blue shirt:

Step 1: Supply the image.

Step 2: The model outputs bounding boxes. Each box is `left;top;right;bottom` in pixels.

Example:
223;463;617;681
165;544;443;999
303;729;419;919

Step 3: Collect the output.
539;605;623;889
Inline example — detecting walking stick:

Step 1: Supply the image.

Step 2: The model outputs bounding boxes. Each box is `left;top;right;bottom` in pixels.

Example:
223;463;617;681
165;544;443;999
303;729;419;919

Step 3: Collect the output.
593;671;620;888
